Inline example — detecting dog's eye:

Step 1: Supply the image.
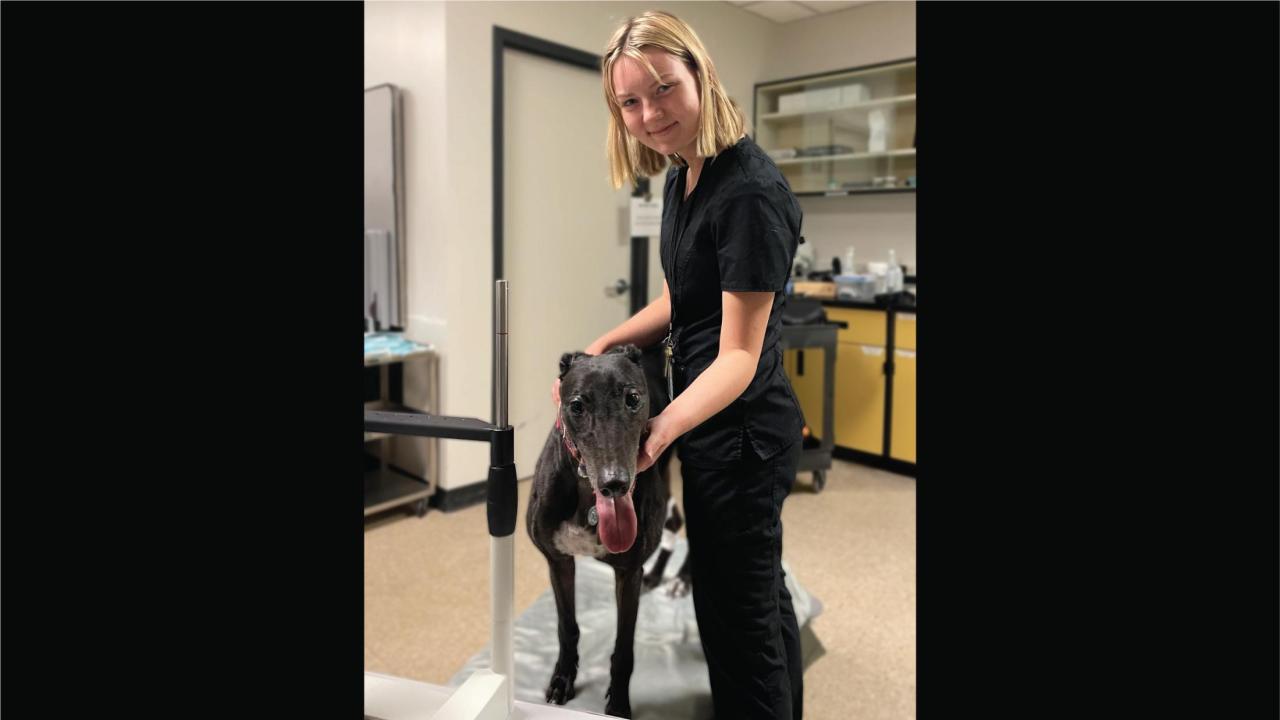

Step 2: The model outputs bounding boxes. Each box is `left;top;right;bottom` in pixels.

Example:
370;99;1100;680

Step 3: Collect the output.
625;391;641;410
569;399;585;416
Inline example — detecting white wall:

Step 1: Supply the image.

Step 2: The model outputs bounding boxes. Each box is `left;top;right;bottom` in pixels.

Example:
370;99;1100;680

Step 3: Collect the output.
763;1;917;274
761;1;916;81
365;1;915;492
364;2;449;351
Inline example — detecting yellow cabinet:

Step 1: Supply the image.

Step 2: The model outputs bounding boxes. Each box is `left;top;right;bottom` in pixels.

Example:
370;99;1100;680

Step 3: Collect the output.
783;305;915;470
826;307;888;346
890;348;916;463
784;348;827;437
834;342;886;454
894;312;915;350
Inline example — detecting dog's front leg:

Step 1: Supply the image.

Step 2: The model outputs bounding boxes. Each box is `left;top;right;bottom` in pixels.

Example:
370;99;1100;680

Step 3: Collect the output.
645;500;689;593
605;567;642;718
669;549;693;598
545;556;579;705
642;548;672;590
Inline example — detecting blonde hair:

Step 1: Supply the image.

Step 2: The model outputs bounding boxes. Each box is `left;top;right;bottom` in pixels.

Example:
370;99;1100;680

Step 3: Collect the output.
602;11;748;189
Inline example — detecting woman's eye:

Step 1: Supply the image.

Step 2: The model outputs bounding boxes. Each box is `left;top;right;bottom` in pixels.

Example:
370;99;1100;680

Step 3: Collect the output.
569;399;585;416
622;98;636;108
625;391;641;410
656;84;671;95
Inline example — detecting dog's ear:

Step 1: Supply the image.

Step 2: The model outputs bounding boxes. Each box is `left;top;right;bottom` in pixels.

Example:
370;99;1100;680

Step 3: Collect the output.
559;351;588;378
610;344;643;365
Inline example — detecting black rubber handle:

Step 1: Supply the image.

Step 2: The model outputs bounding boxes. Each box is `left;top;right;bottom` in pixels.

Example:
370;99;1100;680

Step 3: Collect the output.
487;463;518;537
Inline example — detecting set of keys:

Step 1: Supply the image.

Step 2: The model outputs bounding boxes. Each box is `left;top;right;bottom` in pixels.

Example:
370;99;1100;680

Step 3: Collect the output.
663;326;674;402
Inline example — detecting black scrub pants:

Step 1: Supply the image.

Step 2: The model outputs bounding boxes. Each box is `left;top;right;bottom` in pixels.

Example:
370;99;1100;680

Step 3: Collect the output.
682;439;803;720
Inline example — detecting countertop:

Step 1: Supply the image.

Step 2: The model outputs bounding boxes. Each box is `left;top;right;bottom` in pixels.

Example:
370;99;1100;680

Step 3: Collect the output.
819;298;916;313
789;281;916;314
800;290;916;314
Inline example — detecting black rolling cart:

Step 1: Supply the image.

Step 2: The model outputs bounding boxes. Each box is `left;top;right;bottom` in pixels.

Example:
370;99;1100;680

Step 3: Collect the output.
780;316;839;492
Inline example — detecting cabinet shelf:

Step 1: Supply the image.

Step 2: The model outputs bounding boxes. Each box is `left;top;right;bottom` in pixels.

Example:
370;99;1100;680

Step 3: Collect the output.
755;60;917;94
363;351;440;518
806;187;915;197
760;93;916;123
364;467;431;516
755;58;916;196
773;148;916;166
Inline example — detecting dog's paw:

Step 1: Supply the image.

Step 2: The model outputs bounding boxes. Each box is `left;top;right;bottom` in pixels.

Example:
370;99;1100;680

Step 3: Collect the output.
544;667;576;705
667;575;691;598
604;686;632;718
641;569;663;592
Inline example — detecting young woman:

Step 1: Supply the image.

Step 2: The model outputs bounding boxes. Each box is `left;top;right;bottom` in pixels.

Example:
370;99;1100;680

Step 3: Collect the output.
555;11;806;718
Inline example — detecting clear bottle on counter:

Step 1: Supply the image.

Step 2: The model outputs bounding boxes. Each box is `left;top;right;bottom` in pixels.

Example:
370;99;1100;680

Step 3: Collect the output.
867;261;887;294
886;249;904;293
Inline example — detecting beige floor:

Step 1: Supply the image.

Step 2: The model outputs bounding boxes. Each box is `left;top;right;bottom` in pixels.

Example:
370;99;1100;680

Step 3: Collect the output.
365;457;916;720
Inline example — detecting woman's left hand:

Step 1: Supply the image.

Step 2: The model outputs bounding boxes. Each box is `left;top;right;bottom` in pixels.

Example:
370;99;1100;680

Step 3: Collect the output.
636;411;679;473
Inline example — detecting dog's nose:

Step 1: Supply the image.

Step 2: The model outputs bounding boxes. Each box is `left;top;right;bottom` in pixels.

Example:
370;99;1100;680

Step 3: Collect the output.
599;479;628;498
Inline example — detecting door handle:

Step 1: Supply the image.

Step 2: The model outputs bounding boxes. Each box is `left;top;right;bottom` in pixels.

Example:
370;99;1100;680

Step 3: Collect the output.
606;278;630;297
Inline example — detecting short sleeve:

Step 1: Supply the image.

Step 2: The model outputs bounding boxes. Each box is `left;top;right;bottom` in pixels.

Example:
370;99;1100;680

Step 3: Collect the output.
712;184;798;292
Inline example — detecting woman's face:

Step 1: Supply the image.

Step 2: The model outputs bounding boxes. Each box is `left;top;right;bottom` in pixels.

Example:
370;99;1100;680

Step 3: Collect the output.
610;46;701;160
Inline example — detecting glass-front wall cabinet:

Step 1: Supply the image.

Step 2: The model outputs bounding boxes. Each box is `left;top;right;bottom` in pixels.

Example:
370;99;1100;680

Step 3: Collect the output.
754;59;916;196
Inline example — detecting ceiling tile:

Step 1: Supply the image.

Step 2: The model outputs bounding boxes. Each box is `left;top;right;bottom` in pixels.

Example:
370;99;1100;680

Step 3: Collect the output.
743;1;819;23
798;1;873;13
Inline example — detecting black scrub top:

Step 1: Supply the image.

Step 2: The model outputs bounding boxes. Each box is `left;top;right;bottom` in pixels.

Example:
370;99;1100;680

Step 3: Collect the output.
660;134;805;469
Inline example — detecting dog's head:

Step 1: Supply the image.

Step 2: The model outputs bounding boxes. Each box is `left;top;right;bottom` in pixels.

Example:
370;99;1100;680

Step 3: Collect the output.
558;344;648;494
558;345;648;553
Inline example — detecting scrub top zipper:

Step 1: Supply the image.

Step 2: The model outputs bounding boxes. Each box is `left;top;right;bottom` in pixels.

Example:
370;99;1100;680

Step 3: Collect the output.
664;164;694;403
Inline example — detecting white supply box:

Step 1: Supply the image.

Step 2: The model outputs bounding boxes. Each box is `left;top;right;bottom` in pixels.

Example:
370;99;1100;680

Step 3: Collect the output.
840;83;870;105
780;83;869;114
778;91;807;114
804;86;843;111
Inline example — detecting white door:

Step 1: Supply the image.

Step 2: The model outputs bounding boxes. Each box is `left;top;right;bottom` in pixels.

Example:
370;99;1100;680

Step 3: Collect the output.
504;48;659;477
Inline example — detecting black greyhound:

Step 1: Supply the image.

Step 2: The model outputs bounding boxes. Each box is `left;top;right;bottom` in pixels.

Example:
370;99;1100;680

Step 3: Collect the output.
526;344;682;718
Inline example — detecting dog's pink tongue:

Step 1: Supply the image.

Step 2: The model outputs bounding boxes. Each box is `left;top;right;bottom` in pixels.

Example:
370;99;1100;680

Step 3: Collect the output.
595;492;637;554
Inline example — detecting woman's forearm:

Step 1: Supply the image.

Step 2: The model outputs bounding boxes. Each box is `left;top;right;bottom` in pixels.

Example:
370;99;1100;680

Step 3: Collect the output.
633;290;773;472
661;348;757;438
586;292;671;354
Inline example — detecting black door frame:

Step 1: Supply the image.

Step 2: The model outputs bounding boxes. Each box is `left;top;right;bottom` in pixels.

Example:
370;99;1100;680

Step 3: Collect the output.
491;26;650;320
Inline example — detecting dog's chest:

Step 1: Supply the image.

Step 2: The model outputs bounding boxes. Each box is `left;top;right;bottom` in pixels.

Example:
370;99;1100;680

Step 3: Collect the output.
552;520;607;559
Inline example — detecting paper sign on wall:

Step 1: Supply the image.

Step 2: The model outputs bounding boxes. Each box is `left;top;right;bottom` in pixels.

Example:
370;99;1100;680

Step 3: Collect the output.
630;196;662;238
